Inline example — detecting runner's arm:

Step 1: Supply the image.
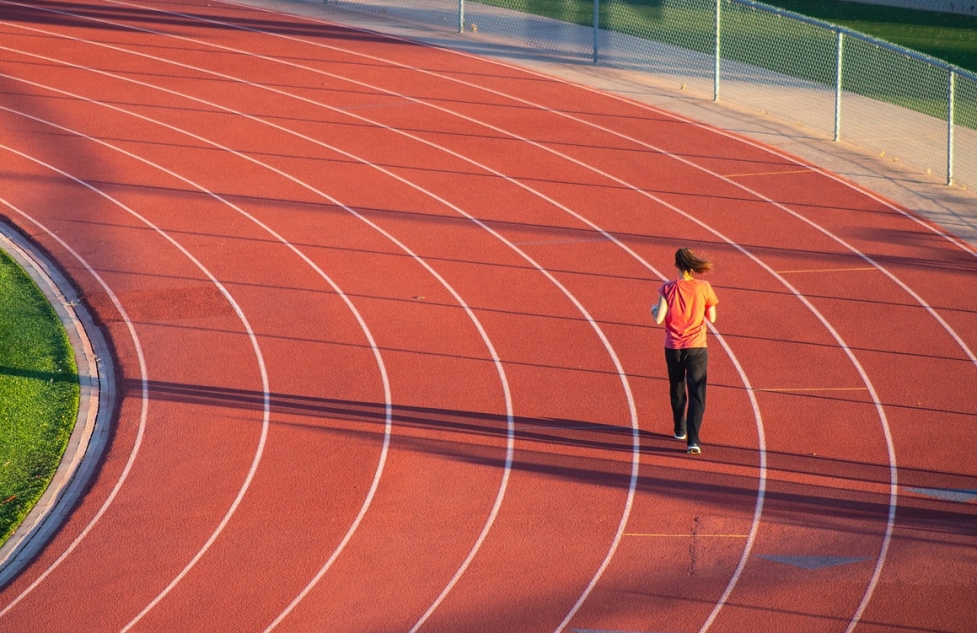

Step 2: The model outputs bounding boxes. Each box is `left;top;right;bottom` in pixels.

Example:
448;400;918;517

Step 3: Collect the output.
652;295;668;324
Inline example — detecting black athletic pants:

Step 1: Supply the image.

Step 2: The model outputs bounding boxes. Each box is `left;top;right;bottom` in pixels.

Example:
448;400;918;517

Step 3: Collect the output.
664;347;709;447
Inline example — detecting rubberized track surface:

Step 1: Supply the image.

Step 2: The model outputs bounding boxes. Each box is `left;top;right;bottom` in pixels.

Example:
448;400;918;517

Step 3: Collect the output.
1;1;976;631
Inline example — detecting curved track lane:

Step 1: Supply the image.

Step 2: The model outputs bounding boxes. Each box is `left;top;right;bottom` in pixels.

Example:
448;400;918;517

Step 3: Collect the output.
0;1;975;632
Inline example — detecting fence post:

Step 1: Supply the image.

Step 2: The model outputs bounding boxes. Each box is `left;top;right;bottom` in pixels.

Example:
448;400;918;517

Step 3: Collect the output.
947;69;955;185
834;29;844;142
459;0;465;33
593;0;600;64
714;0;721;100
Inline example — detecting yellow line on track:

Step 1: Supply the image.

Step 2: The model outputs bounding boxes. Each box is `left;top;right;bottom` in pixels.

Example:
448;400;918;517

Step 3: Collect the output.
776;266;877;274
721;168;812;178
624;533;750;538
756;387;868;392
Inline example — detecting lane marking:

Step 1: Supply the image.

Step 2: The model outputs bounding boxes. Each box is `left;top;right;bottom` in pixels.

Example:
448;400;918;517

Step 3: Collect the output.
17;5;764;631
625;533;749;538
512;238;610;246
906;487;977;503
758;555;871;570
0;145;273;626
0;197;149;619
0;95;399;630
3;7;940;632
776;267;877;274
571;629;679;633
155;6;977;633
721;169;813;178
756;387;868;392
0;51;513;633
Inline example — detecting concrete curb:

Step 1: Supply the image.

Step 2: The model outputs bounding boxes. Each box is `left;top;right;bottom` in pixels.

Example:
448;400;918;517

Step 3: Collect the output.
0;222;115;589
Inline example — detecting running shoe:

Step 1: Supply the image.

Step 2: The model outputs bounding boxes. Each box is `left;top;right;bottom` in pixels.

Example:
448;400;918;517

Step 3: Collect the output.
674;433;687;440
687;445;701;455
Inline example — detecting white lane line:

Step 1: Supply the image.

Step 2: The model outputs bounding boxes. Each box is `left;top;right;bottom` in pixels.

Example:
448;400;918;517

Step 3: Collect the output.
372;17;977;371
641;98;977;261
107;4;975;631
373;41;963;633
67;7;763;627
80;5;902;631
148;13;920;629
1;9;634;629
0;94;397;625
254;1;977;373
1;7;763;630
194;0;974;371
0;19;517;628
0;197;149;618
0;144;272;627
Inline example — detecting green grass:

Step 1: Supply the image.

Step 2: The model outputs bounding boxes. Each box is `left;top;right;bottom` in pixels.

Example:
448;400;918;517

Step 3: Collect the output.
756;0;977;74
0;249;79;545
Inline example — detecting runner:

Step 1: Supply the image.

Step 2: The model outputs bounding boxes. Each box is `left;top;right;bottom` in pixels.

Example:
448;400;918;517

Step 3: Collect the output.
652;248;719;455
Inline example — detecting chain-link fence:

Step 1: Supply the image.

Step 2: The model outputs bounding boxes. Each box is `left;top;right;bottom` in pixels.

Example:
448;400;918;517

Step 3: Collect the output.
955;72;977;189
326;0;977;191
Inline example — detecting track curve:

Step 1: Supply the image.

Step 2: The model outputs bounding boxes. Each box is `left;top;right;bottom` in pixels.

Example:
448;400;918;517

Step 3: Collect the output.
0;1;975;632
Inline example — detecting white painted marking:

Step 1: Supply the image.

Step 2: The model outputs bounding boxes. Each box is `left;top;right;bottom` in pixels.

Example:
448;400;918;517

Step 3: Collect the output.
0;149;273;626
218;22;922;632
0;7;765;630
0;197;149;619
0;141;274;633
117;8;907;632
0;14;518;626
0;96;398;625
150;7;977;633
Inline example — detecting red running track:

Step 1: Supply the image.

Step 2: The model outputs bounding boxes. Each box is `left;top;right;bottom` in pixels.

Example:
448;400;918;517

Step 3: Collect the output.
0;0;975;631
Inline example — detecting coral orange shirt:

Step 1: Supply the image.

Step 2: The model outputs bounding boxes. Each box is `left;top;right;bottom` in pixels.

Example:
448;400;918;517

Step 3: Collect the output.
659;279;719;349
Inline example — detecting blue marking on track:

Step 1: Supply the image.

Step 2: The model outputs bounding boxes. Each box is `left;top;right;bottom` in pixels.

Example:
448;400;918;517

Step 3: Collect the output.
757;555;870;570
907;487;977;503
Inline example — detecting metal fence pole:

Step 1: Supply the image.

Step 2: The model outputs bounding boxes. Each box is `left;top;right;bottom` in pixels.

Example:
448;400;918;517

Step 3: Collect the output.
947;69;955;185
834;29;844;142
714;0;721;101
459;0;465;33
593;0;600;64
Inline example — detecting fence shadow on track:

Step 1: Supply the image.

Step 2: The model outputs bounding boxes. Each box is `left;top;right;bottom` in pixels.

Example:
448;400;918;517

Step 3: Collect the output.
125;376;977;542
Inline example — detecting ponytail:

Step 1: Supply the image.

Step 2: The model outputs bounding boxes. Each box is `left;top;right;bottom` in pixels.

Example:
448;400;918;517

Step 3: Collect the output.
675;248;713;275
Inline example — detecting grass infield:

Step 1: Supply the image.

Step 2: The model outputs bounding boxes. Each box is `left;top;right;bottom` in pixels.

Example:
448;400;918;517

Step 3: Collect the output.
0;248;79;546
761;0;977;74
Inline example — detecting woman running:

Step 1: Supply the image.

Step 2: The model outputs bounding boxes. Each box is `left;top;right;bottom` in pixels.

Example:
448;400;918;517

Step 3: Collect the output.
652;248;719;455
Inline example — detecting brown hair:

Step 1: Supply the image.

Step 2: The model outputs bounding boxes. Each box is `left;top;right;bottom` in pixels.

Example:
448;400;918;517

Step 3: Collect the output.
675;248;713;275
